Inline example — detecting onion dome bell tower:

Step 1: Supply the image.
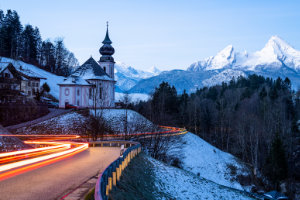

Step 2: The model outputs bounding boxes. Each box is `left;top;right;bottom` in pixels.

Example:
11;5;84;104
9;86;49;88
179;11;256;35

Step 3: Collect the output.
99;22;115;79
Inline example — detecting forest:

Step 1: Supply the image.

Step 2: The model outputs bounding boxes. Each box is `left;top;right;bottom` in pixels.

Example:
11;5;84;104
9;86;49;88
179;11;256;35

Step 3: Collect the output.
0;9;78;76
133;75;300;198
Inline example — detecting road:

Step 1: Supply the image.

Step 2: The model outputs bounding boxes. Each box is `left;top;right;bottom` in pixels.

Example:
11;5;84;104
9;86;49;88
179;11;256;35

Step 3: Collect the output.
0;147;120;200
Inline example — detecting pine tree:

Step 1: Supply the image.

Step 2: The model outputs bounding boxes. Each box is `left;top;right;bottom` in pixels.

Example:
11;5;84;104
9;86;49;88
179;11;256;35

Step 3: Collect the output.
264;133;288;189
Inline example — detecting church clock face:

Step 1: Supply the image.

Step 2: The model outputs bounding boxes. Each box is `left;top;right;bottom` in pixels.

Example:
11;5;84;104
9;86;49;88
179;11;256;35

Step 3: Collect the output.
65;88;70;96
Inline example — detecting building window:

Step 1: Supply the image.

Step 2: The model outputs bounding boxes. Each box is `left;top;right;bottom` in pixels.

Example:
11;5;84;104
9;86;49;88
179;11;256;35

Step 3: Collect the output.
65;88;70;96
103;67;106;72
28;82;30;86
28;91;31;95
77;89;80;96
99;87;102;99
77;100;79;106
4;73;10;78
89;88;92;99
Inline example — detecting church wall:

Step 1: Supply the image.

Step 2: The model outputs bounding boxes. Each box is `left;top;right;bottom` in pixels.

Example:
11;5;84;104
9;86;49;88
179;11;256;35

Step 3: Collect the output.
59;85;91;108
87;79;115;108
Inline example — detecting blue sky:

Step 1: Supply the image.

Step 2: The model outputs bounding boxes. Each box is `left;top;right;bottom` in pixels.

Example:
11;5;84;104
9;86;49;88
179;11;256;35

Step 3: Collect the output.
1;0;300;70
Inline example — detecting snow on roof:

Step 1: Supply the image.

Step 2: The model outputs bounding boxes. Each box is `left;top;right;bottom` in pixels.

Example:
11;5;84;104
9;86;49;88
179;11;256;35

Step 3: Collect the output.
16;67;46;79
0;62;10;73
72;57;114;81
0;58;46;79
58;76;92;86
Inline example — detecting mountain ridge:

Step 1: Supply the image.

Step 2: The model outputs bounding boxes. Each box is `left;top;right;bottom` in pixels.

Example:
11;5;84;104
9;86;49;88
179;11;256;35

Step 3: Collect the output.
130;36;300;94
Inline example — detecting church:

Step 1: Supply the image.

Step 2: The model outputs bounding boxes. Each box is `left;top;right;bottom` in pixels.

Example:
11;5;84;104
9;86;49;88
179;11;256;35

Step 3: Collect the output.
58;24;116;108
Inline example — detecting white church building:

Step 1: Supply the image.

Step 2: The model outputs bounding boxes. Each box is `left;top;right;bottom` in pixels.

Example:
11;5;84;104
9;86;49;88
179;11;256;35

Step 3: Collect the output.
58;25;116;108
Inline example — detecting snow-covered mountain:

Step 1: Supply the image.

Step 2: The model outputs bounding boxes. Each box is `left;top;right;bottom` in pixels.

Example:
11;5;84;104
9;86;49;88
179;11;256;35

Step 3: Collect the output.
188;36;300;83
131;36;300;94
114;62;161;92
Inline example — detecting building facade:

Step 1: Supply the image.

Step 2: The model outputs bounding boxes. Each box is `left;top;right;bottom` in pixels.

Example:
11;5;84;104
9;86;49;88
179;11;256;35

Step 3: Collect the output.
58;25;116;108
0;62;46;101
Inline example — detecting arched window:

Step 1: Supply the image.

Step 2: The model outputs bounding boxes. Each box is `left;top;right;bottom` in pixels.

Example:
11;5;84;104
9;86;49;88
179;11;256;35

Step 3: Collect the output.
65;88;70;96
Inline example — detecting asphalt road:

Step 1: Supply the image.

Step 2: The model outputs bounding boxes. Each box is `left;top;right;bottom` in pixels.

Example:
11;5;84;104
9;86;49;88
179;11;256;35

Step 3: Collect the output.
0;147;120;200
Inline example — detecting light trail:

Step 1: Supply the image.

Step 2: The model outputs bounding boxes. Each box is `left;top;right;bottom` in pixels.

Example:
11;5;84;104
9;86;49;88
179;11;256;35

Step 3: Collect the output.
0;145;70;164
0;143;88;181
0;135;88;181
0;144;69;158
0;143;87;173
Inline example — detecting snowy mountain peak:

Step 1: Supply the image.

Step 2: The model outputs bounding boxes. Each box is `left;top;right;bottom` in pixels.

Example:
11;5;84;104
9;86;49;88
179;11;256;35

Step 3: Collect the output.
260;35;294;58
188;44;235;71
148;66;161;75
189;36;300;73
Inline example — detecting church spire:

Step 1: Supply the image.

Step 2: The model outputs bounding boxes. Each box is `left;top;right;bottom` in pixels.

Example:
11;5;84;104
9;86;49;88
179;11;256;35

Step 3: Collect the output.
102;21;112;45
99;22;115;63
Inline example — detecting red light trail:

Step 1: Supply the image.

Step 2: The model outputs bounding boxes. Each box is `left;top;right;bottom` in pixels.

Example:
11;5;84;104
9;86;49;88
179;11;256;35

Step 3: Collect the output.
0;135;88;181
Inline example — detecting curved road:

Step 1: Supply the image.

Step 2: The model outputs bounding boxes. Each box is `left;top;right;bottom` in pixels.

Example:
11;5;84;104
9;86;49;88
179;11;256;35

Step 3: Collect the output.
0;147;120;200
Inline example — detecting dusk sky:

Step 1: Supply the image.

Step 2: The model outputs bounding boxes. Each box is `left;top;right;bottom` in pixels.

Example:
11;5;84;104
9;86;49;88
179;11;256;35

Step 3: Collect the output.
1;0;300;71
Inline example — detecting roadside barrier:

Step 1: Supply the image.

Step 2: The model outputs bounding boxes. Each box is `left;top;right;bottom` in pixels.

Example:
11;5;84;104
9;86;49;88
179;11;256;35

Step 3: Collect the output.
92;141;141;200
92;127;187;200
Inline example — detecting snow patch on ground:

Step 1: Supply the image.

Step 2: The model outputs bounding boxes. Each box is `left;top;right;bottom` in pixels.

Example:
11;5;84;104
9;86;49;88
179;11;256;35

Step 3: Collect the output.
147;156;254;200
168;133;250;190
15;112;85;135
91;109;154;133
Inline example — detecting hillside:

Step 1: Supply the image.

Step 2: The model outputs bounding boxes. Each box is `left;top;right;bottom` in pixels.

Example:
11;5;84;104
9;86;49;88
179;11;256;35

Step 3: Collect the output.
111;153;254;200
167;133;251;191
149;156;254;200
14;109;155;135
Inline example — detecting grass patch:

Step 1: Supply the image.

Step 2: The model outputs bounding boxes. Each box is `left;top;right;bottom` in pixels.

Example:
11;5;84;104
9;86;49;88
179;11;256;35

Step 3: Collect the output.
109;153;157;200
84;188;95;200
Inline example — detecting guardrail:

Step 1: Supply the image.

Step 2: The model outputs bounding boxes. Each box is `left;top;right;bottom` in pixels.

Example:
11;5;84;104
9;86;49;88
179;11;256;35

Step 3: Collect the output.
91;141;141;200
92;127;188;200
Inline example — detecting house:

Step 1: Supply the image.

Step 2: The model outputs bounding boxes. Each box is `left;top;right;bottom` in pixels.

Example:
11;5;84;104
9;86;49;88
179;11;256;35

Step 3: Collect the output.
58;24;116;109
0;62;46;99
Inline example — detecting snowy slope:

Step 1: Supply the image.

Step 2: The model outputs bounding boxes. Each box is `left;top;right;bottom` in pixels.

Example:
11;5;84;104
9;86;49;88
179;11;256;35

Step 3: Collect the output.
14;112;86;135
148;156;254;200
202;69;246;87
167;133;251;190
0;57;65;99
91;109;155;133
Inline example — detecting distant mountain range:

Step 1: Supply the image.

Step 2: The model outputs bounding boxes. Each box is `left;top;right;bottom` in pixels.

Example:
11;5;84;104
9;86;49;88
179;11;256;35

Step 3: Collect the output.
114;62;160;92
2;36;299;100
128;36;300;94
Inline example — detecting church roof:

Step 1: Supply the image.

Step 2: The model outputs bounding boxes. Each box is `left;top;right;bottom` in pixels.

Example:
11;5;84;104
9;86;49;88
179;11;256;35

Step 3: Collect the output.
58;76;91;86
72;57;113;81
